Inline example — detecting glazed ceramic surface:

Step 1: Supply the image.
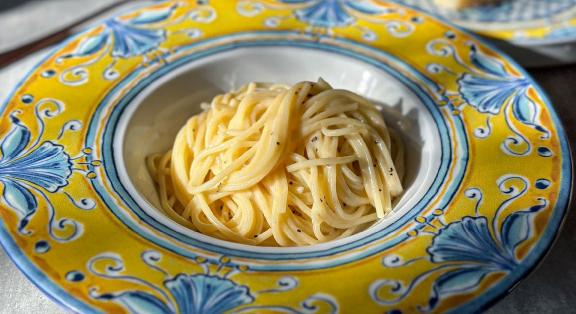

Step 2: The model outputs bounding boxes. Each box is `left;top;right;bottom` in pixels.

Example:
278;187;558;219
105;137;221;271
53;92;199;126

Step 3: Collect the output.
0;1;571;313
395;0;576;45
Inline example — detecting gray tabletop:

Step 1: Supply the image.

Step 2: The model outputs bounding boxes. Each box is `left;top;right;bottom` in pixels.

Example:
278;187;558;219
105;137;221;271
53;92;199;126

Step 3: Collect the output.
0;1;575;313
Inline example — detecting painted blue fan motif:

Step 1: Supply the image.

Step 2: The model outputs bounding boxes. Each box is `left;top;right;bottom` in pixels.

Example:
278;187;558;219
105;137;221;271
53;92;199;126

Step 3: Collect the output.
74;5;177;59
280;0;384;28
458;45;545;134
421;200;545;310
371;179;548;312
86;252;338;314
0;116;72;230
98;274;254;314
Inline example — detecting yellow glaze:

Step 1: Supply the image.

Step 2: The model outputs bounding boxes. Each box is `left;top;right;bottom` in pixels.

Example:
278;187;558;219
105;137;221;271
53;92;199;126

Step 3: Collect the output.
0;1;570;313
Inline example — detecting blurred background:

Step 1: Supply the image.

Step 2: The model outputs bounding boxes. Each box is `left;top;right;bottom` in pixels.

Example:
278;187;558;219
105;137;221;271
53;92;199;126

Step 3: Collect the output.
0;1;575;313
0;0;117;53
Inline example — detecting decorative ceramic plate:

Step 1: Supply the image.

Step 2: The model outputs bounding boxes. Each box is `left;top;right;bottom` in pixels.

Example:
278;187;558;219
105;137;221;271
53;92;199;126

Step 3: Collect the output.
395;0;576;45
0;1;572;313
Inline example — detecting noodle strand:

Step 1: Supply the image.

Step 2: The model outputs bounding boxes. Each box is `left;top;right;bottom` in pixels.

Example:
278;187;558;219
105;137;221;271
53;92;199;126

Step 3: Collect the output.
148;79;404;246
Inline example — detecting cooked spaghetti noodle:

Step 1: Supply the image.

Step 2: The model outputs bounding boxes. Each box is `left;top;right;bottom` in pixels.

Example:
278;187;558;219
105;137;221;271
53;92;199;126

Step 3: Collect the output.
147;79;404;246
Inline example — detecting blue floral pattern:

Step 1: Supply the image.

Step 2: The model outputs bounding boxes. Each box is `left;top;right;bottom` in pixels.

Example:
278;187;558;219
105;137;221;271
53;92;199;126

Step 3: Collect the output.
237;0;415;40
98;274;254;313
86;252;338;314
429;217;516;270
0;115;72;231
459;45;549;155
459;46;539;127
57;4;180;86
370;176;548;311
426;38;548;156
0;98;99;243
280;0;384;28
75;8;174;60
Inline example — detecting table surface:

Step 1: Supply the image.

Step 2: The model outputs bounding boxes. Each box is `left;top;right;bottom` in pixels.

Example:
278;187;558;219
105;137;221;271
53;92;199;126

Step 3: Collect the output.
1;1;575;313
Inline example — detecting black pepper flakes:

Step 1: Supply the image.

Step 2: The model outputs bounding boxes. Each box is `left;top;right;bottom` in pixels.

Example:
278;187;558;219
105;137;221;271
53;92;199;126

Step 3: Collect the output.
311;136;318;142
379;189;382;192
254;234;258;238
276;141;280;145
297;229;302;233
289;181;293;185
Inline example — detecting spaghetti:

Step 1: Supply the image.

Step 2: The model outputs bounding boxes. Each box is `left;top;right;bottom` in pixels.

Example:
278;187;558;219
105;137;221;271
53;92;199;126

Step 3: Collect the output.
147;79;404;246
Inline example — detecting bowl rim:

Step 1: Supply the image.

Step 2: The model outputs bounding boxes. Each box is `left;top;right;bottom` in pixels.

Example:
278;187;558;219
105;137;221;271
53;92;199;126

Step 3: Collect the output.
108;41;451;259
389;0;576;46
0;1;572;313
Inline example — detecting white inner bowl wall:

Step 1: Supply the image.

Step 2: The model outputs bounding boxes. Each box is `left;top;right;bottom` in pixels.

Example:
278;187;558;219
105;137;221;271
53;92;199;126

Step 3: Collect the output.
115;46;442;252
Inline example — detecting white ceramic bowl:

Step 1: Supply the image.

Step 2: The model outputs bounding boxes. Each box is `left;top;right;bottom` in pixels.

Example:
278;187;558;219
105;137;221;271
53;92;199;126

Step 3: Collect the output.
115;46;442;251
